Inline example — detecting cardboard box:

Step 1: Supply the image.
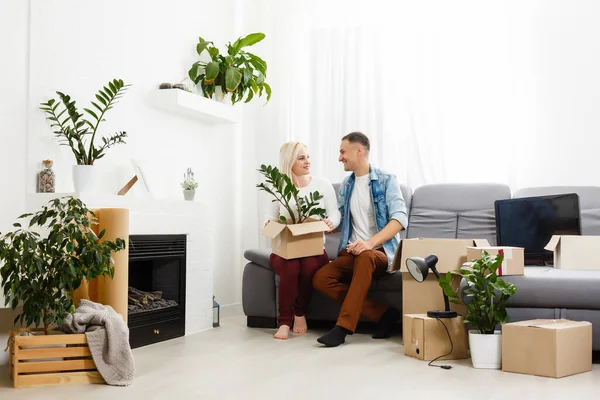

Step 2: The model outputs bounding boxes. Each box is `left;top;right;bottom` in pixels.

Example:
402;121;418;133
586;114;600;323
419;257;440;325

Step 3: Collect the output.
502;319;592;378
466;246;524;276
544;235;600;270
391;238;490;273
261;219;329;259
404;314;469;361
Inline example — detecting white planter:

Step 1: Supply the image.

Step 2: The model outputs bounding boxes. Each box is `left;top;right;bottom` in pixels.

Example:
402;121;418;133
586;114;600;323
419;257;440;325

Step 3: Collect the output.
469;330;502;369
72;165;95;193
213;86;232;104
183;190;196;201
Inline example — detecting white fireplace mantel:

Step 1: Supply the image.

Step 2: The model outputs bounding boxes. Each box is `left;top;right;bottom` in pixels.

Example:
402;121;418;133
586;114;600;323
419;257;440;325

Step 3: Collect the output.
26;192;216;335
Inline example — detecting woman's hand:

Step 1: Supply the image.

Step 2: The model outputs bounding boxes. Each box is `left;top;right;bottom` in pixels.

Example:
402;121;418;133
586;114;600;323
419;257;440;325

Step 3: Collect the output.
322;218;334;232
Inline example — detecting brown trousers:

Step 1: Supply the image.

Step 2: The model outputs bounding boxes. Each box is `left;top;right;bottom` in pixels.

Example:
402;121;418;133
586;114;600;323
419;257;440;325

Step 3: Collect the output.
312;249;388;333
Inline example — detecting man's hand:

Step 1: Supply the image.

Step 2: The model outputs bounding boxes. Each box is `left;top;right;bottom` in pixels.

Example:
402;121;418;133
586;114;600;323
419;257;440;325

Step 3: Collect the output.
321;218;334;232
347;239;374;255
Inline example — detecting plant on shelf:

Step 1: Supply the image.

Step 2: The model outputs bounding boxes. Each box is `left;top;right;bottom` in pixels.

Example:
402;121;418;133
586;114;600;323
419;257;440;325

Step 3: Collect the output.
0;197;126;335
438;250;517;369
256;164;326;224
181;168;198;201
39;78;131;166
188;32;271;105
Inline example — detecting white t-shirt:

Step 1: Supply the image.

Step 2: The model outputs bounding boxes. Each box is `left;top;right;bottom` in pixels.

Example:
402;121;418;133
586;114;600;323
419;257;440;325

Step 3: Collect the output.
349;174;378;244
265;176;341;236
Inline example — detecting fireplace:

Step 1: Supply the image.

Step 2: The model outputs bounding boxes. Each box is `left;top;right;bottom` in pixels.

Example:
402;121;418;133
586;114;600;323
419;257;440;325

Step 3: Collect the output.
128;234;186;348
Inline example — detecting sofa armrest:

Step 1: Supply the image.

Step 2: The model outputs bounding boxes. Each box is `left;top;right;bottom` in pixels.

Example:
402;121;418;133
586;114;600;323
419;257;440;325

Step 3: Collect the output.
243;248;273;271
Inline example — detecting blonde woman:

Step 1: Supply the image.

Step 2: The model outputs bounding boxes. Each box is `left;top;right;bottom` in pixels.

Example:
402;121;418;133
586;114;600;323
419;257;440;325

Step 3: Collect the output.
264;141;341;340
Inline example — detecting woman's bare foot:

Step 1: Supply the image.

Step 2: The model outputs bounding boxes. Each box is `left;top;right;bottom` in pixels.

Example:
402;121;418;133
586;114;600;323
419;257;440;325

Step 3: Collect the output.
274;325;290;340
293;315;308;334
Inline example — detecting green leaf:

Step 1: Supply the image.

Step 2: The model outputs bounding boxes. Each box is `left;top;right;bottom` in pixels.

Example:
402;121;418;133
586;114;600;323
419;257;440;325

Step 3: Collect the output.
197;40;212;56
263;82;272;101
239;32;265;48
204;61;220;84
225;66;242;92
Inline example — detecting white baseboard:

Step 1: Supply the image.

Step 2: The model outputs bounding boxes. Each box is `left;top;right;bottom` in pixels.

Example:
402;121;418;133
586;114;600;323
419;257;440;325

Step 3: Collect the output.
220;302;243;318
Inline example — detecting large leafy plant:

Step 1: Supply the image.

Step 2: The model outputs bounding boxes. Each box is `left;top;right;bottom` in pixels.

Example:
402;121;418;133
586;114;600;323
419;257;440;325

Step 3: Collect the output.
0;197;126;334
39;78;130;165
188;33;271;105
438;251;517;334
257;165;326;224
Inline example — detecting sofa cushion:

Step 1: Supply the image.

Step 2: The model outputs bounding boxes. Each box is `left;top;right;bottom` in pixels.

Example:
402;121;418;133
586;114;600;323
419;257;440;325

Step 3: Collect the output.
513;186;600;235
407;183;511;244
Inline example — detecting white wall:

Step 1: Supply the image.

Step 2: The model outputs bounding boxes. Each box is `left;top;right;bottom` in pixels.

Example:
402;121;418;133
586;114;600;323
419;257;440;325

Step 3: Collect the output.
0;0;29;366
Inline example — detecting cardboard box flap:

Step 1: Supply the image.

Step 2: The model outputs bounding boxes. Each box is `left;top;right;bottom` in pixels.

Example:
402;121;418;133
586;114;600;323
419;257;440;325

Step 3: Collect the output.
287;220;329;236
261;221;287;239
544;235;561;252
473;239;491;247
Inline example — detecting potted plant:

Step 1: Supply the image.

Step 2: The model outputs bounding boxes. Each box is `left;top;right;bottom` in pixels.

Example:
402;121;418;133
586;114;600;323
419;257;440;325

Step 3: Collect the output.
0;197;126;335
39;78;131;192
188;33;271;105
256;165;326;224
181;168;198;201
438;250;517;369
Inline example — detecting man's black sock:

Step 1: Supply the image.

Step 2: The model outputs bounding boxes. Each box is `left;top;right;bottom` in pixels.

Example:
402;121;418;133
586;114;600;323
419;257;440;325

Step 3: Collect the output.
372;308;400;339
317;326;351;347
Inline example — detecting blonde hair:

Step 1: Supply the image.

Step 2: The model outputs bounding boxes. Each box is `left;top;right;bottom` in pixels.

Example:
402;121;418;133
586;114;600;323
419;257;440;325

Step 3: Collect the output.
279;141;308;185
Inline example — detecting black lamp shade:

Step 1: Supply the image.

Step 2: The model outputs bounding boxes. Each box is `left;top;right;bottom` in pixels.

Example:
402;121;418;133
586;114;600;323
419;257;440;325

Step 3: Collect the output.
406;254;439;282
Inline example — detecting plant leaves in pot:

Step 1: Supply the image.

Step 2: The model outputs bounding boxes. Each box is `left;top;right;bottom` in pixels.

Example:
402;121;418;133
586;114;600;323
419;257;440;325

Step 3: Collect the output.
39;78;131;192
438;250;517;369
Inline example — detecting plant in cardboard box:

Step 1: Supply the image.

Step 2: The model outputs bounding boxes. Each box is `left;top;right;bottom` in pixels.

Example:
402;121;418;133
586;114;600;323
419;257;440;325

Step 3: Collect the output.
256;165;329;259
0;197;126;335
438;250;517;369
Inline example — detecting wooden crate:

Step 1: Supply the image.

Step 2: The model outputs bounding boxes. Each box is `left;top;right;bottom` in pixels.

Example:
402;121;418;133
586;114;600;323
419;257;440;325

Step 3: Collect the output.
9;328;105;388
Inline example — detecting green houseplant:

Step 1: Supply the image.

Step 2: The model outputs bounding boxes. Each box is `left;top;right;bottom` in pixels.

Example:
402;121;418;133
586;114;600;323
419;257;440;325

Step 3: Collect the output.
181;167;198;201
0;197;126;335
39;78;131;192
256;164;326;224
438;250;517;369
188;33;271;105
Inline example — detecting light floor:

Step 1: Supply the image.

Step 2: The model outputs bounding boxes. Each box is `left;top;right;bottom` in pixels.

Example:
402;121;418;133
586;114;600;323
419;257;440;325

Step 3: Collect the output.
1;314;599;399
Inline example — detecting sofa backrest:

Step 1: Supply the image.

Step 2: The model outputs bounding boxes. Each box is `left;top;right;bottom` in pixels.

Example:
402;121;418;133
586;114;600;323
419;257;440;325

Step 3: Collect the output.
407;183;511;245
513;186;600;235
325;182;413;258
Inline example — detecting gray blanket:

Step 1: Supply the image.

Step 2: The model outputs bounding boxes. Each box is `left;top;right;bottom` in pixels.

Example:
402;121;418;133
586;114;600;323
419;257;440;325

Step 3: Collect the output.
63;299;135;386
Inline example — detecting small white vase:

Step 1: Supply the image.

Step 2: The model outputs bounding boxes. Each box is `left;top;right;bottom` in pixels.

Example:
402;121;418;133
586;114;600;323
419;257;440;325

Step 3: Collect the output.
72;165;95;193
213;87;232;103
183;190;196;201
469;330;502;369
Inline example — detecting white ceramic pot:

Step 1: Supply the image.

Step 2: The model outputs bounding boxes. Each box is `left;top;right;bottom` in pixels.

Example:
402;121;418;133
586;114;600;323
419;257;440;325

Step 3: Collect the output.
72;165;95;193
213;86;232;103
183;190;196;201
469;330;502;369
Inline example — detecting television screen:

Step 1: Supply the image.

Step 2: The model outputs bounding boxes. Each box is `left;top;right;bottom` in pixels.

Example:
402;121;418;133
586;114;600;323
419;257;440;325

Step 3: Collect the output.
494;193;581;265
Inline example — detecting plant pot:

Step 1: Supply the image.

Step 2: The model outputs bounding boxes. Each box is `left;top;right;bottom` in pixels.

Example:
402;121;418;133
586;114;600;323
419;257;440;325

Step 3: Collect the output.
213;86;232;103
468;330;502;369
183;190;196;201
72;165;95;192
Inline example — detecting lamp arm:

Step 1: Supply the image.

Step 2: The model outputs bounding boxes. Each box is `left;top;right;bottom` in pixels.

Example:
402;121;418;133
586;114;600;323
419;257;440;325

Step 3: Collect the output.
431;266;451;312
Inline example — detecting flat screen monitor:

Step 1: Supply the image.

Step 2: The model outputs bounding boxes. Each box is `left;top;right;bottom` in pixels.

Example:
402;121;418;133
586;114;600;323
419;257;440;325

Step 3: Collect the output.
494;193;581;265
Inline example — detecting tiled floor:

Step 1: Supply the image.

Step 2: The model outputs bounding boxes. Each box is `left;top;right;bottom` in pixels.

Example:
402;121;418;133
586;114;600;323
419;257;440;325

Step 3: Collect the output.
1;314;598;399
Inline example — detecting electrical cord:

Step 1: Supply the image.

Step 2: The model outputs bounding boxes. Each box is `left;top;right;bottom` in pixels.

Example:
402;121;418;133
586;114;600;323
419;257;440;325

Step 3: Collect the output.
427;317;454;370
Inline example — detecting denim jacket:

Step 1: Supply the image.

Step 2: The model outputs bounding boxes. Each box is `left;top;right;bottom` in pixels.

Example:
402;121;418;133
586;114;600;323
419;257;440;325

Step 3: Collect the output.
337;166;409;270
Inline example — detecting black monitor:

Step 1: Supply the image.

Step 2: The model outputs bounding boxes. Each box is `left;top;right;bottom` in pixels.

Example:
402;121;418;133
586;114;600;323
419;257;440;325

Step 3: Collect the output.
494;193;581;265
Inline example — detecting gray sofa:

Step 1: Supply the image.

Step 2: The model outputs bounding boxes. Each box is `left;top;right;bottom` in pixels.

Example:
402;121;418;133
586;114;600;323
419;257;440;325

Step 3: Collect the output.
242;183;600;349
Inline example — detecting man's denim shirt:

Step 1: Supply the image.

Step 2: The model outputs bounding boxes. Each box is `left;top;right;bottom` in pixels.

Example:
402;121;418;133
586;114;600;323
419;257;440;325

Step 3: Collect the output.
337;166;409;270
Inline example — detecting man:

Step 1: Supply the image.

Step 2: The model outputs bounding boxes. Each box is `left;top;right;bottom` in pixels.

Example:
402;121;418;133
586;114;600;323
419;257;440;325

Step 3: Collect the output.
312;132;408;347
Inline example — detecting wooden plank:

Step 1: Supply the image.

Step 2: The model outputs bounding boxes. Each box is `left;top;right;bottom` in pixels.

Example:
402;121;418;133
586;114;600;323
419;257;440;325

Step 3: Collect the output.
13;332;20;388
15;371;104;388
17;359;96;374
18;346;92;360
117;175;138;195
16;333;88;347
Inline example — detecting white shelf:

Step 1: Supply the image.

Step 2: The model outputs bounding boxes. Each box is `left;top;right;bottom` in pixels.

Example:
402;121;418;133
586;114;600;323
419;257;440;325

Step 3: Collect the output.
148;89;241;124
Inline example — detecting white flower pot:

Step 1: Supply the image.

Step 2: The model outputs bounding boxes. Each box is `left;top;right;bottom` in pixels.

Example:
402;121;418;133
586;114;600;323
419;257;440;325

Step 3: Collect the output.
213;86;232;103
72;165;95;193
469;330;502;369
183;190;196;201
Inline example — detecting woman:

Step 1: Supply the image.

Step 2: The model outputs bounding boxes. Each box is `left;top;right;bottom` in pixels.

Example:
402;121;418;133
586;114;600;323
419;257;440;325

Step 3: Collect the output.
265;141;341;340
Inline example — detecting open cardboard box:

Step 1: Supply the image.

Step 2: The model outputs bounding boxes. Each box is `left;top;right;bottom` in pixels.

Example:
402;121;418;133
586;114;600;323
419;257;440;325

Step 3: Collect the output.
261;219;329;259
544;235;600;270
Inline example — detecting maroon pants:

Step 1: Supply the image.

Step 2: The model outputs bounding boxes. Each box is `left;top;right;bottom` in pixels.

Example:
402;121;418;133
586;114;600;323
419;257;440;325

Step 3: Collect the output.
270;251;330;327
